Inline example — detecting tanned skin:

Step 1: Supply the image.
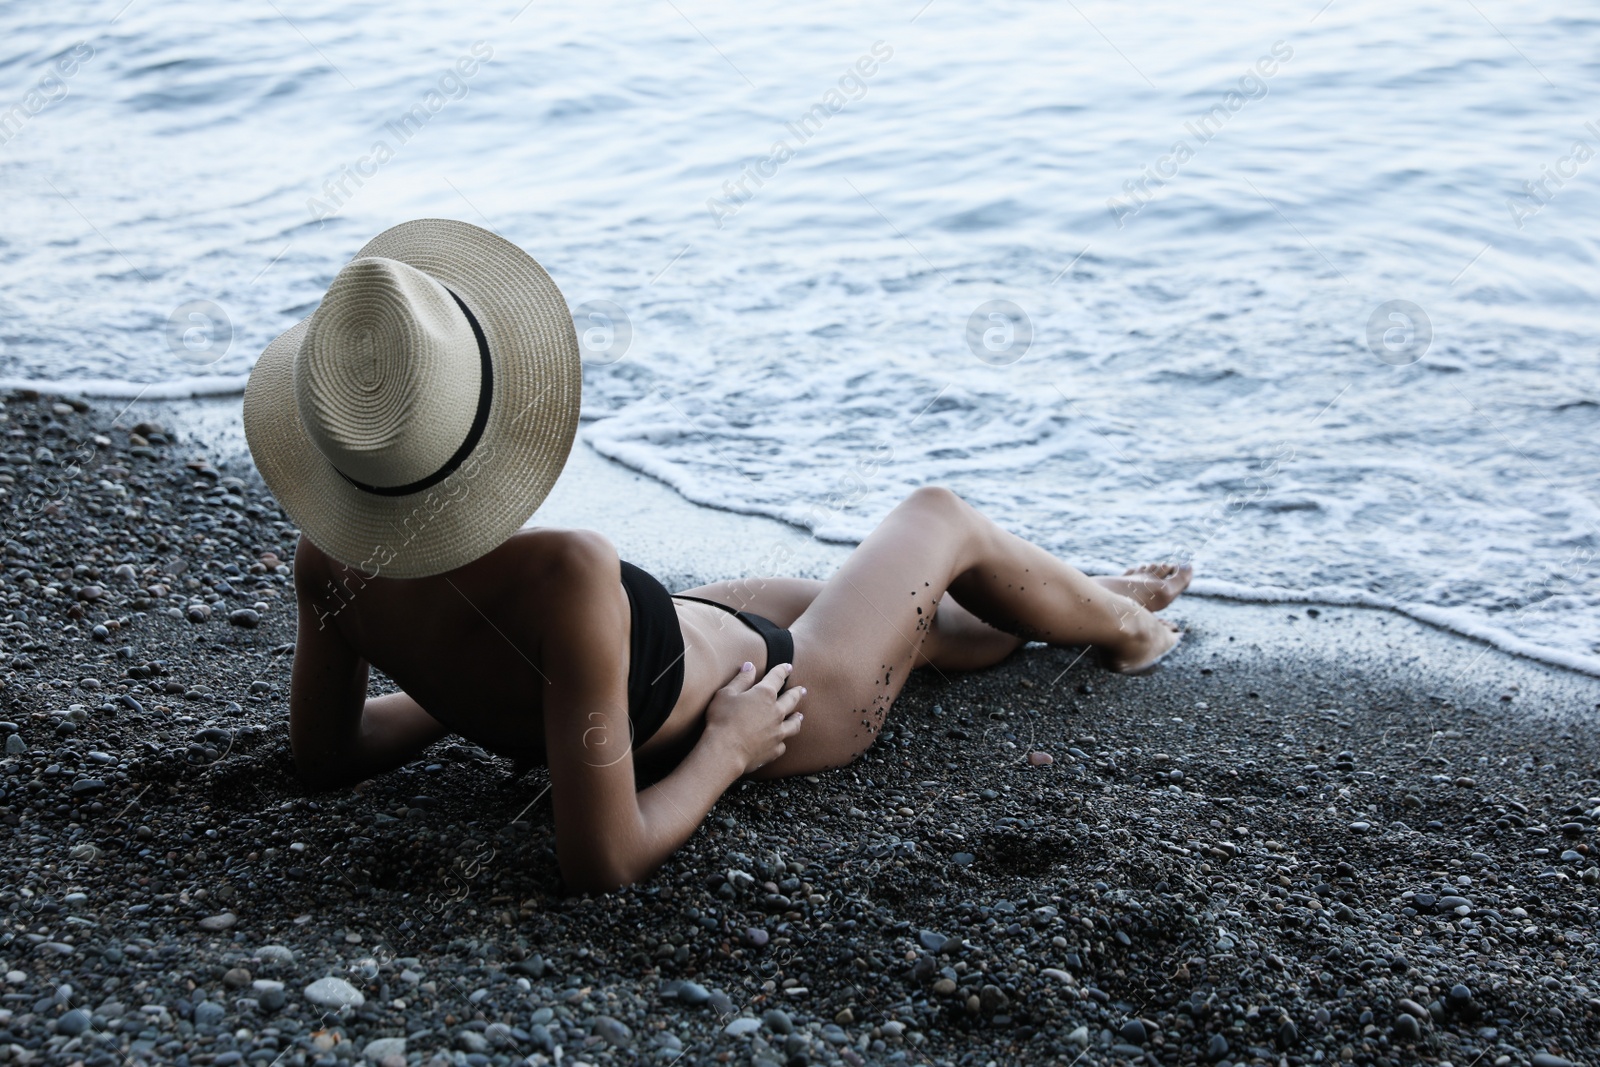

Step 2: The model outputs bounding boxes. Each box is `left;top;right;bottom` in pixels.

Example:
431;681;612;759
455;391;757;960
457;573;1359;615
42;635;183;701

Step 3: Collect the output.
290;486;1192;893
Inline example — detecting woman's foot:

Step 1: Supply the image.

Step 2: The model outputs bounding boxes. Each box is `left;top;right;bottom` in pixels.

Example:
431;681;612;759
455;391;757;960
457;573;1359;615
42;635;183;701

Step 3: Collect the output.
1093;562;1194;612
1099;614;1183;675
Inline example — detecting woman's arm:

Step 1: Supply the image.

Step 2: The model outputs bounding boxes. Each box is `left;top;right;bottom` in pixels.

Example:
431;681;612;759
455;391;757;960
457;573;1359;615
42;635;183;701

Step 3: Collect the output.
538;533;803;893
289;542;449;790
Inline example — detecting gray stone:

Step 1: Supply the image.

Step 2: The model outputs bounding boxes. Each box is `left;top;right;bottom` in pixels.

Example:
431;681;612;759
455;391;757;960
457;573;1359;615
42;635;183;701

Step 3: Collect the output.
193;1000;226;1027
256;945;296;963
980;984;1009;1012
677;980;711;1006
198;912;237;932
252;980;286;1012
303;976;364;1010
56;1008;91;1036
592;1015;631;1045
363;1037;406;1062
724;1017;761;1036
6;734;25;755
761;1008;793;1034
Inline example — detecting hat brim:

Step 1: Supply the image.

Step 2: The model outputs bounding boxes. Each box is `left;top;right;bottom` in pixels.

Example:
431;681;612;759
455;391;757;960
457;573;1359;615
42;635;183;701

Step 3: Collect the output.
243;218;582;579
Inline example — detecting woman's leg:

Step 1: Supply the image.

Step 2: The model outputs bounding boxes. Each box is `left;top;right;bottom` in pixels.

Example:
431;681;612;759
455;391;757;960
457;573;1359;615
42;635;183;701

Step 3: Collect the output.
747;486;1182;778
674;577;1025;671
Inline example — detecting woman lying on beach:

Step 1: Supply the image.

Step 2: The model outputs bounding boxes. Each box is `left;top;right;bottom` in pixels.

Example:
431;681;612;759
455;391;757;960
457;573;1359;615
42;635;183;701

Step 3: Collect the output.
245;220;1191;893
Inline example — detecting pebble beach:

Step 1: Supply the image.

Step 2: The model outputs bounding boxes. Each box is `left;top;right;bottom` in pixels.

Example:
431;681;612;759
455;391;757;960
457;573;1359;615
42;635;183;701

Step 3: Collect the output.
2;391;1600;1067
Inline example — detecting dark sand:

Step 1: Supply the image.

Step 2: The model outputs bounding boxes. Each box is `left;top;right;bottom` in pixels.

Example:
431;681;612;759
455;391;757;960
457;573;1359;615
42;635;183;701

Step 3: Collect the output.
2;392;1598;1067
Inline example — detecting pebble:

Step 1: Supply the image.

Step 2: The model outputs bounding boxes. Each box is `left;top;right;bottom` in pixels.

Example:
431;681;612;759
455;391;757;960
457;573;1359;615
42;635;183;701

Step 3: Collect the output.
1397;997;1431;1020
677;980;711;1005
193;1000;226;1027
1206;1033;1229;1059
591;1015;631;1045
257;945;297;963
1531;1056;1575;1067
1120;1018;1147;1045
363;1037;406;1062
918;929;950;953
199;912;237;931
724;1017;761;1036
186;602;212;622
6;734;25;755
228;608;260;628
70;778;107;795
1394;1013;1422;1040
1067;1026;1090;1049
1027;750;1053;765
56;1008;91;1036
303;976;364;1009
223;966;252;988
252;980;286;1012
744;926;769;947
762;1009;793;1034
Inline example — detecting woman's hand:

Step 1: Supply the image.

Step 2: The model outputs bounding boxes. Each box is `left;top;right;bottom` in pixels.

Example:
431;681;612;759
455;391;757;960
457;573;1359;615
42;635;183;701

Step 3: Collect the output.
705;661;806;775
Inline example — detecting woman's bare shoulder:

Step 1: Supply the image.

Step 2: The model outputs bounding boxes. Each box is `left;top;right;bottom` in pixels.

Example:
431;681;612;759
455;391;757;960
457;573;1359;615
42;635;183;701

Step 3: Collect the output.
292;536;333;595
493;527;620;576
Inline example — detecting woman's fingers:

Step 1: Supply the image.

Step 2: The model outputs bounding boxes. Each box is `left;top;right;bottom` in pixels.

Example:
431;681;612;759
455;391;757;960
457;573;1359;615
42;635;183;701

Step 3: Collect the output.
779;707;805;738
753;662;794;695
777;684;806;716
722;660;759;694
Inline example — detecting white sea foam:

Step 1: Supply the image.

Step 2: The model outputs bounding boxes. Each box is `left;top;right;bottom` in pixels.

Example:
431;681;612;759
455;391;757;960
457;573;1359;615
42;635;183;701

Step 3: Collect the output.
0;376;251;400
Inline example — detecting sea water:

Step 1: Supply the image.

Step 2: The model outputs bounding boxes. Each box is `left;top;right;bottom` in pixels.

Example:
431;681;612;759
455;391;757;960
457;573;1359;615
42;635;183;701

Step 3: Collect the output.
3;0;1598;673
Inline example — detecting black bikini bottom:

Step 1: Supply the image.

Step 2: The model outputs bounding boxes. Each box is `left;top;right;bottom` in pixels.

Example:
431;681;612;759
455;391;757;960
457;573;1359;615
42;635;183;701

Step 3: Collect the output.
616;562;795;753
671;594;796;680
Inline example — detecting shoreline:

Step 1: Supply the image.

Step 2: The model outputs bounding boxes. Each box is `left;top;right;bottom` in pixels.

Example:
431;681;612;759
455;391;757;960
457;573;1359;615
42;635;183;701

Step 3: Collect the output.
0;391;1597;1067
115;392;1600;682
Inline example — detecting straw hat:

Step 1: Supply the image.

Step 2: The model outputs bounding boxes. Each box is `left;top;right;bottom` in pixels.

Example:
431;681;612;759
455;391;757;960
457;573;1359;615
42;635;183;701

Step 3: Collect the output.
243;218;582;579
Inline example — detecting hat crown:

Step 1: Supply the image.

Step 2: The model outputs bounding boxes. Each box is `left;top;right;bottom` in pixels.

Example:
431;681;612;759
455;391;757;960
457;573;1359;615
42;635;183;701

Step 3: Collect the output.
295;257;484;489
